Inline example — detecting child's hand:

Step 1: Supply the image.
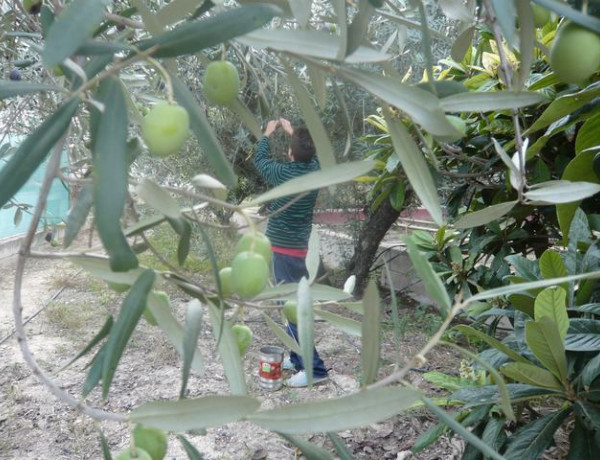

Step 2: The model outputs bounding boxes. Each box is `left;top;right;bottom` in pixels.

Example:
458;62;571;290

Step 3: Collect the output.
264;119;280;137
279;118;294;135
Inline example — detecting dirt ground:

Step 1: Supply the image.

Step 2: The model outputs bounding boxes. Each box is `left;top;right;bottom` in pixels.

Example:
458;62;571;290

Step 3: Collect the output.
0;242;465;459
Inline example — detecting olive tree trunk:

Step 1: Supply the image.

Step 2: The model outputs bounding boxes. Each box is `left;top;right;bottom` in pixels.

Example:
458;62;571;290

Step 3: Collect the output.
346;198;401;297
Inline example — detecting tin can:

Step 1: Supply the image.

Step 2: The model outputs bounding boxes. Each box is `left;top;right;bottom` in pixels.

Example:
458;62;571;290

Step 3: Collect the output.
258;346;284;390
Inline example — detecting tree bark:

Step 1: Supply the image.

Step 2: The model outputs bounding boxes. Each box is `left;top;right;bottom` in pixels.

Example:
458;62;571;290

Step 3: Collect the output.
346;197;401;297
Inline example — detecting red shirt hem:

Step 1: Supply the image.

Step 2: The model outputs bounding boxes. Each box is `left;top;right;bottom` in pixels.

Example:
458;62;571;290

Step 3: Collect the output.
272;246;308;258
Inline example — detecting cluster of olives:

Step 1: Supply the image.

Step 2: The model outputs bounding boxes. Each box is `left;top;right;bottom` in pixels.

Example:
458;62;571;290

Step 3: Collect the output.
218;231;272;300
139;61;240;158
218;232;272;356
116;425;167;460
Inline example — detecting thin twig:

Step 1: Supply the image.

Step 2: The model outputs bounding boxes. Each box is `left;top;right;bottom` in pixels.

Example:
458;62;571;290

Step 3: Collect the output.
12;138;125;423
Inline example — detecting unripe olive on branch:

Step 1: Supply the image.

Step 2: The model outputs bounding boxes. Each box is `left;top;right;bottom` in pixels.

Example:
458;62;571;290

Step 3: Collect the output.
202;61;240;106
141;102;190;157
132;424;168;460
234;232;272;264
231;251;269;299
550;22;600;84
232;324;253;355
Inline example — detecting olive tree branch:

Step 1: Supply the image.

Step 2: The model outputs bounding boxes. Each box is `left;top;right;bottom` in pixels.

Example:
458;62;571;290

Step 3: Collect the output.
483;0;527;202
12;139;125;423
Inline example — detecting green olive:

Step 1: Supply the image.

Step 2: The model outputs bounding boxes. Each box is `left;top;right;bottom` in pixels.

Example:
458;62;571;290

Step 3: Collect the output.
202;61;240;106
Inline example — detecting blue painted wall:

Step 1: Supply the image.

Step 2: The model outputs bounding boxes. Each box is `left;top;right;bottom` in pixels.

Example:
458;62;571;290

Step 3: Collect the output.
0;135;69;239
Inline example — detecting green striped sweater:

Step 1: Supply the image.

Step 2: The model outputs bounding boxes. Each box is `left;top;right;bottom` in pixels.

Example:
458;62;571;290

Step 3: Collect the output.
253;136;319;249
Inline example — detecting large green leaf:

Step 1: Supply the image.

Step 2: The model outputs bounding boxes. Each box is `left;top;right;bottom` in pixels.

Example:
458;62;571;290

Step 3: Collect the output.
102;269;155;398
575;111;600;155
261;312;301;355
500;362;563;389
327;432;354;460
581;351;600;387
130;396;260;431
567;418;596;460
526;82;600;134
539;249;568;279
0;81;64;100
93;77;138;272
136;4;280;57
42;0;109;67
454;200;517;229
451;384;558;407
490;0;517;48
534;287;568;341
439;91;545;112
177;434;206;460
314;308;361;337
574;401;600;434
565;319;600;351
257;283;352;302
171;74;236;187
404;236;452;313
443;341;515;422
0;98;79;210
136;178;182;219
82;344;106;397
61;315;113;370
207;302;246;395
481;416;508;459
421;398;505;460
423;371;476;393
307;63;328;111
361;280;380;386
383;110;444;226
228;98;262;139
502;408;571;460
454;325;532;365
69;256;149;286
248;160;375;206
468;271;600;304
237;29;391;63
297;277;315;385
146;291;204;373
525;317;568;383
524;180;600;204
284;62;336;169
335;67;460;138
346;0;374;56
556;151;599;241
180;300;203;399
248;387;421;434
451;26;476;62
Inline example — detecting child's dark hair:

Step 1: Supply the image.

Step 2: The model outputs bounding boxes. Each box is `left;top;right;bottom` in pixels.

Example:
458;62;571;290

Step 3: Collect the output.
290;127;315;163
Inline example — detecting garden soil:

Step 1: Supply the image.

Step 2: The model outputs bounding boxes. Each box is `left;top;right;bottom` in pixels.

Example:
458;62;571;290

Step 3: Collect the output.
0;242;466;459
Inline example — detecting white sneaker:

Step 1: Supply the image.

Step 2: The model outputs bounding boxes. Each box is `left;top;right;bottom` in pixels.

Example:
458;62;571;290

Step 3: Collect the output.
282;357;295;371
284;370;328;388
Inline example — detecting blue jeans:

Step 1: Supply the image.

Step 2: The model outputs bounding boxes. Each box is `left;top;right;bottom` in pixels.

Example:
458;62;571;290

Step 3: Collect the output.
273;252;328;377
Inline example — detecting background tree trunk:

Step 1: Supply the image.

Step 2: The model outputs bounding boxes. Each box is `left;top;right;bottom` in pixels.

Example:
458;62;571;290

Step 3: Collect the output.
346;198;401;297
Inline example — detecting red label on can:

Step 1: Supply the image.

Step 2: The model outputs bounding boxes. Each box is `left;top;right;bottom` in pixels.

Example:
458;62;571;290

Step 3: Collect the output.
259;360;282;380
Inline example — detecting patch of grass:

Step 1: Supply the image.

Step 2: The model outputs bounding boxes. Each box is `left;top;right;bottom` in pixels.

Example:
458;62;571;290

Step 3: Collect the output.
44;300;93;330
410;304;444;336
138;221;233;275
